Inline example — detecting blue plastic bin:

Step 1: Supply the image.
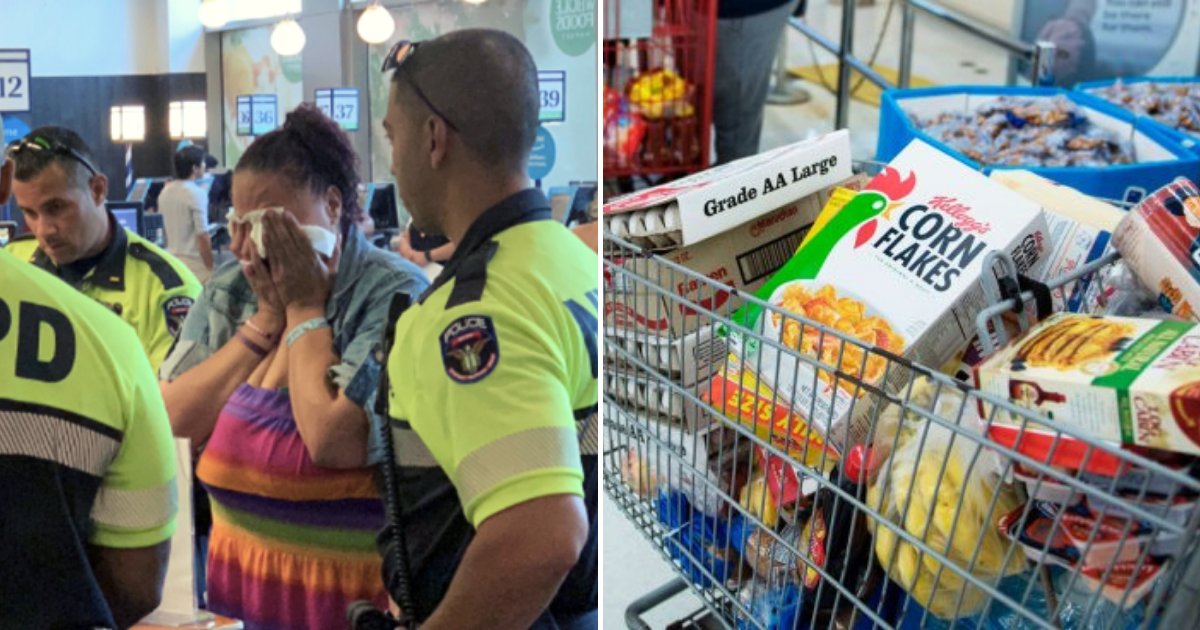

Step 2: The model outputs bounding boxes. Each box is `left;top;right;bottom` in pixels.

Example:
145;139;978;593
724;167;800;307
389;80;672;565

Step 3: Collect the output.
877;86;1200;205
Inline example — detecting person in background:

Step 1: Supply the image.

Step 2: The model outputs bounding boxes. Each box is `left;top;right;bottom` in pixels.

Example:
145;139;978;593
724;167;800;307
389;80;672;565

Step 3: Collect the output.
159;104;428;630
160;145;215;282
379;29;598;629
4;127;201;371
0;144;178;630
713;0;798;164
391;217;455;267
570;221;599;254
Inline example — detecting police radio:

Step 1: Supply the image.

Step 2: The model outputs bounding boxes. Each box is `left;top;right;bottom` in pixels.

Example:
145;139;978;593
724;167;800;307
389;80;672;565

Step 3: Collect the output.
348;291;415;630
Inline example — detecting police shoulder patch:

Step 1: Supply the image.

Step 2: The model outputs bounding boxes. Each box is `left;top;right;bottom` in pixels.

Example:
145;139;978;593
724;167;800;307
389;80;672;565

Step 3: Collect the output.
440;314;499;384
163;295;194;338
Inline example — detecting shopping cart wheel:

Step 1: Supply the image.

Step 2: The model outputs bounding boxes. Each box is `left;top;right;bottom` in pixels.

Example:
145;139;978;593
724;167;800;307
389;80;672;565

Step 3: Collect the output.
625;577;689;630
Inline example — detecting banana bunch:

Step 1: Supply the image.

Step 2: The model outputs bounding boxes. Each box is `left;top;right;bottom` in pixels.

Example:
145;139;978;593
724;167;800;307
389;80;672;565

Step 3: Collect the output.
629;69;695;119
866;379;1027;619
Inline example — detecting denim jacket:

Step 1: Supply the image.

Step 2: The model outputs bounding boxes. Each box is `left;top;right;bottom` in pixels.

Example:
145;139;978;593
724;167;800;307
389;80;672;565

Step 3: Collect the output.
160;226;429;464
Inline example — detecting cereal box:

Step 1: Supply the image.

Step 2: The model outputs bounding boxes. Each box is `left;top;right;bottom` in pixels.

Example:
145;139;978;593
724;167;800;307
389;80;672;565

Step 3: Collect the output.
976;313;1200;458
718;139;1050;452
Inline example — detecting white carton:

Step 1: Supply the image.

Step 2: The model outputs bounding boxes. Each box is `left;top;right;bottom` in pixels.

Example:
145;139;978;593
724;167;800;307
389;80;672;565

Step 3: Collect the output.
729;140;1051;451
603;130;852;247
605;325;727;388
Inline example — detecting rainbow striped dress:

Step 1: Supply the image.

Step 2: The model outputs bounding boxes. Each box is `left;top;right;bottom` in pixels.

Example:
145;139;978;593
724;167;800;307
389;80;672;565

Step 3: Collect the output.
197;384;388;630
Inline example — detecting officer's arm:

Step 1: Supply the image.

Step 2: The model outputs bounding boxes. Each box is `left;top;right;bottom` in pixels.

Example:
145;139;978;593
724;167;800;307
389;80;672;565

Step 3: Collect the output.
416;305;590;628
285;304;371;468
422;496;588;630
94;324;178;629
87;542;171;629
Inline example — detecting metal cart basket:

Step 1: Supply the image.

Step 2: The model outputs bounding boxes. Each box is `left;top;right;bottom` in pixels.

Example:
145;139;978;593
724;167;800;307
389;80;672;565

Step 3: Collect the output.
603;227;1200;630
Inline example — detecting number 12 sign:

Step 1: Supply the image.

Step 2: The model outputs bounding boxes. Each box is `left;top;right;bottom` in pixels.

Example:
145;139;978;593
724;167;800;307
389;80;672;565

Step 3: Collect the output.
0;49;31;113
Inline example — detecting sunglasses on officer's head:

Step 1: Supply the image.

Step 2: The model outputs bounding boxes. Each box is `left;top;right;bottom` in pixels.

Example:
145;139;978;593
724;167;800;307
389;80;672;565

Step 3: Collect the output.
380;39;459;133
5;135;100;179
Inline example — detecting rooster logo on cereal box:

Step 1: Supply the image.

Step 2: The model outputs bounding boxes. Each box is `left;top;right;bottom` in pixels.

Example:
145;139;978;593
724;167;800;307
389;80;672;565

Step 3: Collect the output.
786;166;917;279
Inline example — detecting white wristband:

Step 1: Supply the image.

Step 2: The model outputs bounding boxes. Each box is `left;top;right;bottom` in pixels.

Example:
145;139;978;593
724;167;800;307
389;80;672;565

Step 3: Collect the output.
286;317;330;348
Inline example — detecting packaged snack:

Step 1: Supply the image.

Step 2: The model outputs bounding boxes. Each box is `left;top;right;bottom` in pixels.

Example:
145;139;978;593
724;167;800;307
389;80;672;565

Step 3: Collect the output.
726;139;1050;451
1087;80;1200;137
999;502;1171;608
976;313;1200;459
913;96;1135;168
866;379;1027;620
1112;177;1200;322
1013;463;1199;529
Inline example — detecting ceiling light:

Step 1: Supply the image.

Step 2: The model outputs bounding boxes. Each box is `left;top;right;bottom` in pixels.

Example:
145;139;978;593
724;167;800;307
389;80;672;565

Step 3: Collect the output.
270;18;306;56
198;0;231;29
357;3;395;44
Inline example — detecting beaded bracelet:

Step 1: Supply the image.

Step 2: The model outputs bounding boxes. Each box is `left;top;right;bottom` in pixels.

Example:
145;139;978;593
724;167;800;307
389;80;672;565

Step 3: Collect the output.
235;330;269;358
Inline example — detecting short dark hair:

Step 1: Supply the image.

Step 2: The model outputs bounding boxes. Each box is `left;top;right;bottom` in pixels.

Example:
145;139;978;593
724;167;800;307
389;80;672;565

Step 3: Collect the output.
12;126;96;189
173;146;207;179
235;103;362;238
391;29;539;169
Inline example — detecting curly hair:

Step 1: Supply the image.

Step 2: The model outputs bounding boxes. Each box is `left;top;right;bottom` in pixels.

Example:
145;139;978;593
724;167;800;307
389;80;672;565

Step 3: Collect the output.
236;103;362;237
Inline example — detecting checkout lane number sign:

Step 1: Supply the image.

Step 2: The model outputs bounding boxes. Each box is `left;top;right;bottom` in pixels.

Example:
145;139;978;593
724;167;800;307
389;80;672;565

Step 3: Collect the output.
314;88;359;131
0;49;31;113
236;94;279;136
538;71;566;124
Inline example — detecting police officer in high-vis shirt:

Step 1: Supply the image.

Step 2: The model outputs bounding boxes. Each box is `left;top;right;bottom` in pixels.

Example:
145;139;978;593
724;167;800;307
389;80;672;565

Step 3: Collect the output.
376;29;598;629
4;127;201;370
1;130;178;629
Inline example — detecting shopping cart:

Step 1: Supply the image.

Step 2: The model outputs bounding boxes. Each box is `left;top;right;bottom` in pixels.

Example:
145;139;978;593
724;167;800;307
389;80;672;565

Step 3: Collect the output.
603;0;717;182
603;225;1200;629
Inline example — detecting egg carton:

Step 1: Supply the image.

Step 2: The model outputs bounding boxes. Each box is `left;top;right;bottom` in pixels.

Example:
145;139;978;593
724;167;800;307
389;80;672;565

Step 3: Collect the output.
605;202;683;251
606;369;713;433
605;325;727;388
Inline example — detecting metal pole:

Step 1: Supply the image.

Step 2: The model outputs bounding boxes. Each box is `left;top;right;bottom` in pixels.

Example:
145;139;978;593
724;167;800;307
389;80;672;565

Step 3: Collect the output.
898;2;915;88
766;27;811;105
835;0;856;129
1031;40;1057;86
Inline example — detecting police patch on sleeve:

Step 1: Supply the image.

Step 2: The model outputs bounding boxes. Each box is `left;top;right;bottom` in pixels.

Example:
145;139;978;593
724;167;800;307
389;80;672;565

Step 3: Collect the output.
440;314;499;383
163;296;194;338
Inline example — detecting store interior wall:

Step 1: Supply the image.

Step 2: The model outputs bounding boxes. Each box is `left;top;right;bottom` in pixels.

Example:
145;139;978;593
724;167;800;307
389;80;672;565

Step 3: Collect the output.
0;0;209;199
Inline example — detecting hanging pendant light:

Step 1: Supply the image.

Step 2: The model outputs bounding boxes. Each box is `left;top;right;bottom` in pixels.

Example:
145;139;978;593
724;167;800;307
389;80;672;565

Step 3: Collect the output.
357;3;395;44
271;17;307;56
198;0;232;29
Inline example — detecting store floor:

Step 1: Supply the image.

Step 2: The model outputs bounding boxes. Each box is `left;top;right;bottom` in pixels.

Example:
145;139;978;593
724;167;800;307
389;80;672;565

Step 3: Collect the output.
602;1;1013;627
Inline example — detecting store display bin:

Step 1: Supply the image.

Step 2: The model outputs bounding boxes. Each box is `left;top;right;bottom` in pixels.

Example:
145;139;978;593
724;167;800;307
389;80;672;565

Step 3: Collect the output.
605;228;1200;630
603;0;717;180
1075;76;1200;149
877;86;1199;204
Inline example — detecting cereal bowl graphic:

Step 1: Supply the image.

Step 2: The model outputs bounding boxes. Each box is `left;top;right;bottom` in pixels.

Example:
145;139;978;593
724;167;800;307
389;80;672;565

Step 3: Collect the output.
761;281;905;388
1010;316;1136;372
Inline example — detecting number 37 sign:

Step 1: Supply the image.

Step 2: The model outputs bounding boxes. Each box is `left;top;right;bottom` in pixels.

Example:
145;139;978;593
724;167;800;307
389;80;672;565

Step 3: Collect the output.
0;50;31;113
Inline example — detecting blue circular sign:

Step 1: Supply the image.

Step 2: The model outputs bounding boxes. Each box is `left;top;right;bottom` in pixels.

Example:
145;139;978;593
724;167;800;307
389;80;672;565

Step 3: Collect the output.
2;115;31;145
528;126;556;181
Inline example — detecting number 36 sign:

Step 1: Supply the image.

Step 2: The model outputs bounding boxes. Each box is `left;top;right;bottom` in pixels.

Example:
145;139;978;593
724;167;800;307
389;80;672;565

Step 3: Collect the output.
0;50;31;113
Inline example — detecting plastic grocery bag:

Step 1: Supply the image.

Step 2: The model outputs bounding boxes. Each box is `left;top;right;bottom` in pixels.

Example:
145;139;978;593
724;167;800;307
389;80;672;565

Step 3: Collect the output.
866;379;1027;620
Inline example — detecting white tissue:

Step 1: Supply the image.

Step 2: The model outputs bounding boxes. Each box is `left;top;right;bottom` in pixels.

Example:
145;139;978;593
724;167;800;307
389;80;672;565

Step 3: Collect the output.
226;207;338;259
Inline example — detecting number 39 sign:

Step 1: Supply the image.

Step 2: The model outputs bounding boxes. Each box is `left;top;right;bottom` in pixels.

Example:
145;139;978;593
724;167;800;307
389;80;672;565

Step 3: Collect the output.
537;71;566;124
0;50;31;113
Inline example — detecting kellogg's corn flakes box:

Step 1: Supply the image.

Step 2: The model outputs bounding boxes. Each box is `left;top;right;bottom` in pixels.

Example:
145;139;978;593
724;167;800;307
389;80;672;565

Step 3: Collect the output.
977;313;1200;458
712;139;1050;454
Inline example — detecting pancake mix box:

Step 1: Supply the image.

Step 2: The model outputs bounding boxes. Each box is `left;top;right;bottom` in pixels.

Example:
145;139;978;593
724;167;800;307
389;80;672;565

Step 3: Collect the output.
717;139;1050;452
976;313;1200;458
